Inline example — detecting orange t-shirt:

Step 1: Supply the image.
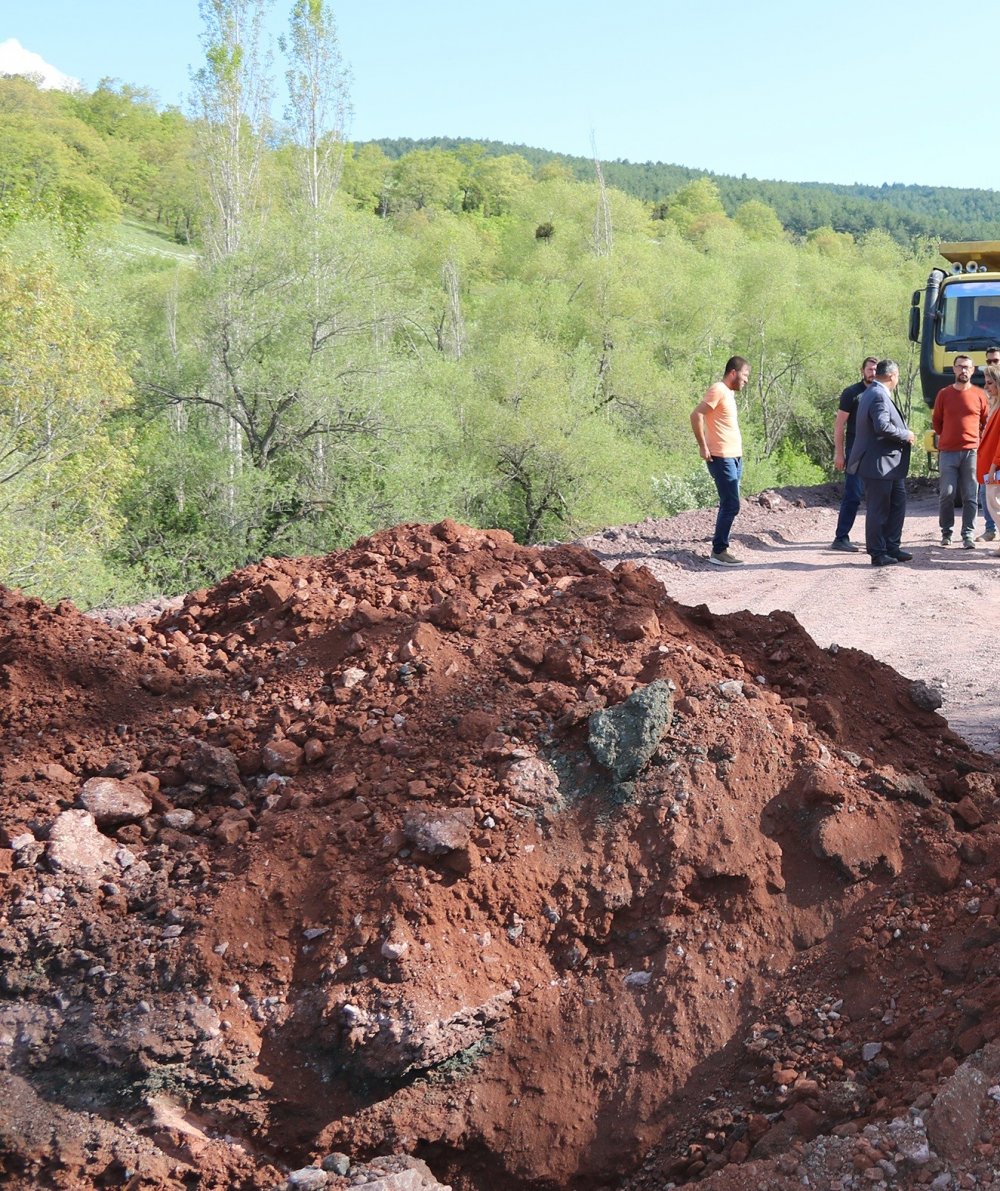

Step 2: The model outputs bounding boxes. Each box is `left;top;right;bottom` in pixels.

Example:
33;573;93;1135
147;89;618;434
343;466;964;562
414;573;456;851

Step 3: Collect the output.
697;381;742;458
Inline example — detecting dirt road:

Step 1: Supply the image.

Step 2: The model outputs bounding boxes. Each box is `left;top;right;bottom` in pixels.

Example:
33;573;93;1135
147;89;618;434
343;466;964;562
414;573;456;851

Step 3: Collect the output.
579;482;1000;755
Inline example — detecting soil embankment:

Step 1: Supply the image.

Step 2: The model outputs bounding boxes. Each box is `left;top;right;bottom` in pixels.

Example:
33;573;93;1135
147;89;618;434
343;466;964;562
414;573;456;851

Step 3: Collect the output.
0;491;998;1190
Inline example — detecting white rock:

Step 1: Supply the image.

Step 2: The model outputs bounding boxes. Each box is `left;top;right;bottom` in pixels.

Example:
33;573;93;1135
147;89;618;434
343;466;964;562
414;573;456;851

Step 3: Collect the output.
47;810;118;875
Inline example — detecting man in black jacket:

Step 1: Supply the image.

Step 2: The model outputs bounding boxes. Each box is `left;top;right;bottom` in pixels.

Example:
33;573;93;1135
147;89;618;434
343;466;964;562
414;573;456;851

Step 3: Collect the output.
846;360;915;567
831;356;878;551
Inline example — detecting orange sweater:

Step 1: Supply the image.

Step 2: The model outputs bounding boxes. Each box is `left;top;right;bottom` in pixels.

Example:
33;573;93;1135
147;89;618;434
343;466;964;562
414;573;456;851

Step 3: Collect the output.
932;384;988;451
977;407;1000;482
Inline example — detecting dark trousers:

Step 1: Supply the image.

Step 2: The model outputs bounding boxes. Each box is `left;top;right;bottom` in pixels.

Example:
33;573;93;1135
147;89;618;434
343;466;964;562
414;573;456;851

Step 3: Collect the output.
834;468;864;541
862;475;906;559
706;455;742;554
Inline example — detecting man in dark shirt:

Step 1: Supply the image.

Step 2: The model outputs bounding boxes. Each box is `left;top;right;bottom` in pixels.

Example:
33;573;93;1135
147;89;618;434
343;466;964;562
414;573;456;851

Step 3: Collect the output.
831;356;878;551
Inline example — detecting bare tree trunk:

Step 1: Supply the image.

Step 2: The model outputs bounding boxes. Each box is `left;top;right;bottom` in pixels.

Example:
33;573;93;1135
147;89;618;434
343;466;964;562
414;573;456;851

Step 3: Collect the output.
591;135;613;258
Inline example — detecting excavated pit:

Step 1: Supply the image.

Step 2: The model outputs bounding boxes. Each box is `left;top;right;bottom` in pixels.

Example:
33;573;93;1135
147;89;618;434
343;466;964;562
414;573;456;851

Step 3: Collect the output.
1;518;998;1191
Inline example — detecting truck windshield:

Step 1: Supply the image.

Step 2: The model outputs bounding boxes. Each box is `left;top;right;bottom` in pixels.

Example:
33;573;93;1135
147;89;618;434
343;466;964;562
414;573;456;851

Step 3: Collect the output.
937;279;1000;346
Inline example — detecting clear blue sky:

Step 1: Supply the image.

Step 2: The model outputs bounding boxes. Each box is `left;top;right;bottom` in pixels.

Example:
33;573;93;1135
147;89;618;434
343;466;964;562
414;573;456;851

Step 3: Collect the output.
4;0;990;190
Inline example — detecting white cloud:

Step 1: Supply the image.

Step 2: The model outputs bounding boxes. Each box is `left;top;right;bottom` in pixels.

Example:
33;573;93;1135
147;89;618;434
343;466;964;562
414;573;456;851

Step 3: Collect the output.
0;38;79;91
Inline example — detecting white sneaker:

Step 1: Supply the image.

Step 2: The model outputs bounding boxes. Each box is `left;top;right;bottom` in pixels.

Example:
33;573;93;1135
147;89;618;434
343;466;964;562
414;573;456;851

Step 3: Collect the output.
710;549;744;566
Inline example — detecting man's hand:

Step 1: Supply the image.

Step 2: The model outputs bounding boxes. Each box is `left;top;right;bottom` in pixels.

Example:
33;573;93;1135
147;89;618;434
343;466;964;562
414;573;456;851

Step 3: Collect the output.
700;445;712;462
906;432;915;445
834;452;845;472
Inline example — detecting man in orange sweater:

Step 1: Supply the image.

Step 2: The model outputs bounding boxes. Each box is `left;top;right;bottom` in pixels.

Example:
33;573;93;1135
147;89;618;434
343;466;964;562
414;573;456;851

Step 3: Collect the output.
932;355;989;548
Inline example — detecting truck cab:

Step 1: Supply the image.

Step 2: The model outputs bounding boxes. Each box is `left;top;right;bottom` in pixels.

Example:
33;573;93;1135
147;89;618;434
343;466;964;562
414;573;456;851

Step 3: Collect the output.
909;240;1000;406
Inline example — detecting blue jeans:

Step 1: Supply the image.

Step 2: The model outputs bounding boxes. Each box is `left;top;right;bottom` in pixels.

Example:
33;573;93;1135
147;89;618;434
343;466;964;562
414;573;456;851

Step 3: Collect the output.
835;468;864;541
706;455;743;554
980;482;996;532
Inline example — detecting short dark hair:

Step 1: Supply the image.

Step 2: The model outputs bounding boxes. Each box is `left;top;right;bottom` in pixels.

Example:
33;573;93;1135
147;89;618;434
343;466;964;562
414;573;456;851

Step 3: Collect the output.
875;359;899;379
953;354;973;367
724;356;749;376
988;345;1000;355
862;356;878;369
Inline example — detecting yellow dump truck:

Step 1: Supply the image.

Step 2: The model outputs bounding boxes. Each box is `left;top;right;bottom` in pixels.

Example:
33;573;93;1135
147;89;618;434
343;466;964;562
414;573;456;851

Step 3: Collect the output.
909;240;1000;406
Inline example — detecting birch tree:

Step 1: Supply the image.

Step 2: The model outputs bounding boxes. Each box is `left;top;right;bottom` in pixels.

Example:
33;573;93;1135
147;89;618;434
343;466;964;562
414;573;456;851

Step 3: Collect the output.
281;0;351;212
191;0;273;260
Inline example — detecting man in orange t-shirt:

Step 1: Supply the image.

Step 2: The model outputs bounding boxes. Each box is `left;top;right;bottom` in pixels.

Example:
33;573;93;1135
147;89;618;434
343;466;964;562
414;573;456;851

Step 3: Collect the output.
690;356;751;566
932;354;989;548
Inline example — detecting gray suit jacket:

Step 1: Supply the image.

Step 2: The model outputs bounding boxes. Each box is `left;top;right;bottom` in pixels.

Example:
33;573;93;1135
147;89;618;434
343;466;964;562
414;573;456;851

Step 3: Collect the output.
846;381;912;481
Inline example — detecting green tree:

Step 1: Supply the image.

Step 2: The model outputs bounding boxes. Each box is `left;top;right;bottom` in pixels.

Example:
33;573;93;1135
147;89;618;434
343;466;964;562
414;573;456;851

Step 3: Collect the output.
733;199;786;241
0;248;134;602
280;0;351;211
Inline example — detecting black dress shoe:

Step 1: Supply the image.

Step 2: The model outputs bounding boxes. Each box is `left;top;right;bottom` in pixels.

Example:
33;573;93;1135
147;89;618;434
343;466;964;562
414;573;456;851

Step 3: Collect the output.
871;554;899;567
888;550;913;562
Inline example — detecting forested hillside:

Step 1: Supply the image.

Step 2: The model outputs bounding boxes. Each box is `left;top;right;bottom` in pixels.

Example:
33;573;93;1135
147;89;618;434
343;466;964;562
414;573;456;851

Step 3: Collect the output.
0;1;938;609
371;137;1000;244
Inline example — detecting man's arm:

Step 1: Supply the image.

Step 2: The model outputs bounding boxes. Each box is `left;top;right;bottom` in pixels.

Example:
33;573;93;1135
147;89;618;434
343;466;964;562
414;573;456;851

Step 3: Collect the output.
690;405;713;461
871;393;915;445
834;410;850;471
932;392;944;437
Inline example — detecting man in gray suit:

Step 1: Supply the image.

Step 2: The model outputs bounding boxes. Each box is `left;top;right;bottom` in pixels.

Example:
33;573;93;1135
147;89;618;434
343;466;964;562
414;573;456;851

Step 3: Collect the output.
846;359;915;567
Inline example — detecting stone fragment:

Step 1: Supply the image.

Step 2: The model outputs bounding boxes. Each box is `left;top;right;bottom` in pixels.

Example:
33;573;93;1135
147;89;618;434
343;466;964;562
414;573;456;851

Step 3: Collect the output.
214;814;250;845
542;641;584;683
339;990;512;1080
398;622;441;661
953;796;984;828
261;579;294;610
139;668;172;695
927;1061;989;1161
889;1118;931;1166
285;1167;329;1189
47;810;118;875
910;679;944;711
162;810;196;831
613;606;659;643
504;757;560;808
624;971;652;987
262;739;303;777
588;681;674;780
920;840;962;891
303;738;326;764
427;591;478;631
866;767;934;806
338;667;367;689
78;777;152;828
404;809;474;856
183;742;242;790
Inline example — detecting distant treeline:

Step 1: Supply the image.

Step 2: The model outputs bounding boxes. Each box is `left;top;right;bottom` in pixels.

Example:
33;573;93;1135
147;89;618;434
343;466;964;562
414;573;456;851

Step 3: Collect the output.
0;45;945;612
368;137;1000;244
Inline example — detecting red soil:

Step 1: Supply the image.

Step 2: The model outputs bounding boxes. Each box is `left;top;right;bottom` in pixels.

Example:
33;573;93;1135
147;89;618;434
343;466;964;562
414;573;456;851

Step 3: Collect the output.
1;512;998;1190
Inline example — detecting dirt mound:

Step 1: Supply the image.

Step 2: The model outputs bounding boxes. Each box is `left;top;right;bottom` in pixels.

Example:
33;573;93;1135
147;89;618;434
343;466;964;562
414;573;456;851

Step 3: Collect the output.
1;518;999;1190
